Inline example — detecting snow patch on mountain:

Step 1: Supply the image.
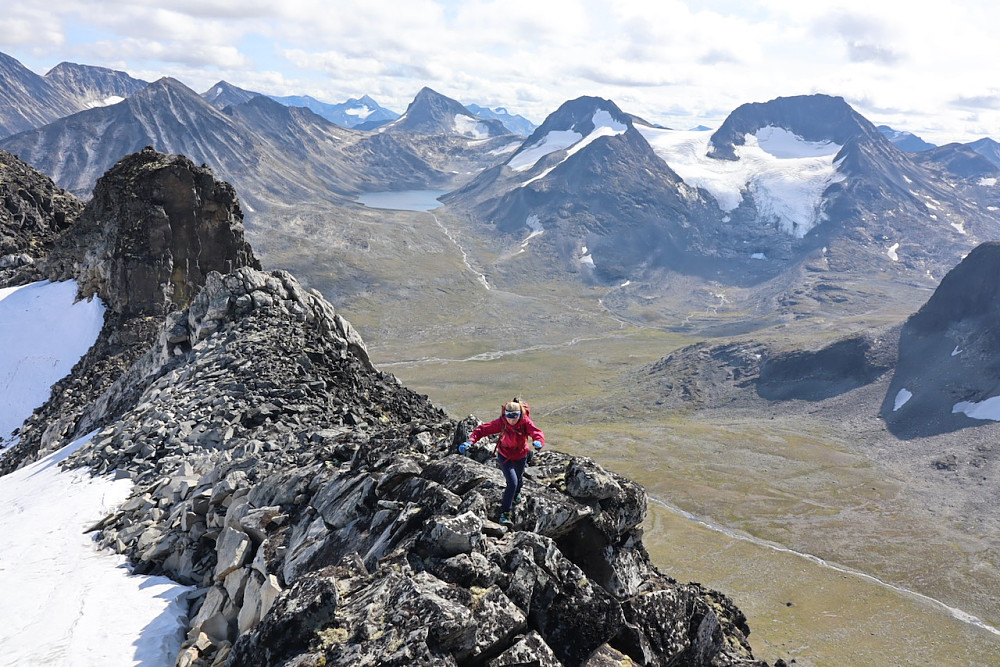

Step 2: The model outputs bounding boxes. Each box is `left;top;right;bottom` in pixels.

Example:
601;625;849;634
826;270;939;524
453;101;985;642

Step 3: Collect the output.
639;125;845;238
0;435;191;665
509;110;627;175
454;114;490;139
521;214;545;247
519;110;628;187
0;281;105;444
953;396;1000;421
85;95;125;109
509;130;582;171
894;388;913;411
0;279;190;664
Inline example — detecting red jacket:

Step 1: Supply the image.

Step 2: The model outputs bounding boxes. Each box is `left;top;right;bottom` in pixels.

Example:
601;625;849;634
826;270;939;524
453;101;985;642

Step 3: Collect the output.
470;411;545;461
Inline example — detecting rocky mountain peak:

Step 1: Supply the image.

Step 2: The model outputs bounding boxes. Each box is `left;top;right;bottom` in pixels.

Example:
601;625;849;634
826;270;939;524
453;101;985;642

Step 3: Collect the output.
44;61;147;104
201;80;262;110
708;94;881;160
389;86;509;137
69;146;260;317
519;96;631;146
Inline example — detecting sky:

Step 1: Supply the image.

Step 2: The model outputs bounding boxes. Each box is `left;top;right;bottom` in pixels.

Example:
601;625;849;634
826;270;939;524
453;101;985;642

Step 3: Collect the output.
1;2;999;146
0;280;190;665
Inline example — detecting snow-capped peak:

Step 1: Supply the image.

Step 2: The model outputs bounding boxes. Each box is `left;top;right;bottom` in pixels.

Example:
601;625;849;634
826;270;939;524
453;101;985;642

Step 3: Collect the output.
639;124;844;238
509;109;627;173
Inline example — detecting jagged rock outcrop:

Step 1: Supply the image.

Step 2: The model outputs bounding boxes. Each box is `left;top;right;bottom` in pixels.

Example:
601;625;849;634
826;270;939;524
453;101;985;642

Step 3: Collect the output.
0;148;259;473
60;145;260;316
0;148;82;282
66;263;764;666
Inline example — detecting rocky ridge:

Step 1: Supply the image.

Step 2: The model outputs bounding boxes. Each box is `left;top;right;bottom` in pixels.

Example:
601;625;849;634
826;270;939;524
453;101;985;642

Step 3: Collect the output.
0;146;259;472
0;148;82;276
0;149;769;666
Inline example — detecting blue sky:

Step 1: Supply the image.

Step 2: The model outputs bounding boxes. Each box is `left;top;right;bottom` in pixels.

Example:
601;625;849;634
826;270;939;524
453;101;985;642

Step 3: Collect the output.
3;0;1000;144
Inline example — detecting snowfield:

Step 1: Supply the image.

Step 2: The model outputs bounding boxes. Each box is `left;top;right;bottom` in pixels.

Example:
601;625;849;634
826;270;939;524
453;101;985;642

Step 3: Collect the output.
0;281;105;444
0;280;191;665
638;124;845;238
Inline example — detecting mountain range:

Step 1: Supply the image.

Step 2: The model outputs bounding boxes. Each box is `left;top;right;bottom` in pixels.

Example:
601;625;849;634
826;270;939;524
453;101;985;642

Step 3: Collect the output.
0;75;519;211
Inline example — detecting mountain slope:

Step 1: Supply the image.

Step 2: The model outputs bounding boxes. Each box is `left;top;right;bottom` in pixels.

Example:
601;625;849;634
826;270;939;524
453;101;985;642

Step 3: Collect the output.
0;77;258;198
967;137;1000;169
878;124;936;152
44;61;147;108
270;93;399;129
0;79;507;208
449;93;1000;293
201;80;262;109
0;52;147;139
386;87;510;138
0;52;80;137
882;242;1000;437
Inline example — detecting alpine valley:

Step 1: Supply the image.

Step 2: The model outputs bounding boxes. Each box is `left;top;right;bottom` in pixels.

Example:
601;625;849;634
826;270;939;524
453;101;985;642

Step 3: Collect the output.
1;50;999;666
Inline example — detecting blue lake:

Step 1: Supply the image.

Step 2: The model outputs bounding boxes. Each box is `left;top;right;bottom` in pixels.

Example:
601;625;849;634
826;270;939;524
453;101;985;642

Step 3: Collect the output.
356;190;449;212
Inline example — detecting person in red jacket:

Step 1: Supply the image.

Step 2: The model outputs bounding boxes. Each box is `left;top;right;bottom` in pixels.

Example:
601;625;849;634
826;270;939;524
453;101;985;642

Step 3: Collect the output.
460;398;544;526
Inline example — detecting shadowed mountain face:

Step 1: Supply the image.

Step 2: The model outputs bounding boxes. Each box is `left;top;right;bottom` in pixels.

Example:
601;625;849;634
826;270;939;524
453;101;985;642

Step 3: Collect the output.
882;242;1000;438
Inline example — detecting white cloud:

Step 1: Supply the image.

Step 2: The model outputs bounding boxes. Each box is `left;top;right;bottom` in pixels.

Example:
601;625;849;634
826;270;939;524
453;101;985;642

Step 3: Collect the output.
6;0;1000;143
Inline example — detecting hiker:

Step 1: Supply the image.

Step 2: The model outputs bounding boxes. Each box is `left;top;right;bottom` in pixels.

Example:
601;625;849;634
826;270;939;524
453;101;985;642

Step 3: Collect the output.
459;398;544;526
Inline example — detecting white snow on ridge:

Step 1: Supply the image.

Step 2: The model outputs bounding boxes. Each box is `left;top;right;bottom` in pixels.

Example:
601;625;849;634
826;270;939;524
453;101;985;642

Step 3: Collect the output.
0;435;191;665
754;126;841;158
0;279;191;664
508;129;582;172
454;114;490;139
521;111;628;187
0;281;105;443
638;125;845;238
508;109;627;174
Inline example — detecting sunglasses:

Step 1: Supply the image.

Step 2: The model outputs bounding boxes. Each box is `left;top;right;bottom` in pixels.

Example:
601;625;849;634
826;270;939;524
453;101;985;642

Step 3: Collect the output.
504;410;521;419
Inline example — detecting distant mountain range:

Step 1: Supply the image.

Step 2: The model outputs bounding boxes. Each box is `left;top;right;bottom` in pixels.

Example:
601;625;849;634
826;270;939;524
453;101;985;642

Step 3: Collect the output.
0;76;519;210
2;49;1000;294
446;93;1000;287
0;52;146;136
464;104;536;136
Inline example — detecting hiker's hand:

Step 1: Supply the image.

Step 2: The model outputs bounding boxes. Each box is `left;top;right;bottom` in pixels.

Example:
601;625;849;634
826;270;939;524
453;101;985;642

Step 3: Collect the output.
458;441;471;455
532;440;543;450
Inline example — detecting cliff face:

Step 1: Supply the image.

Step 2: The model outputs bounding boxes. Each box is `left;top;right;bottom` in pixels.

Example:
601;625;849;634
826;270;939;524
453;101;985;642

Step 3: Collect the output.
0;148;768;666
1;147;260;474
0;149;82;279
